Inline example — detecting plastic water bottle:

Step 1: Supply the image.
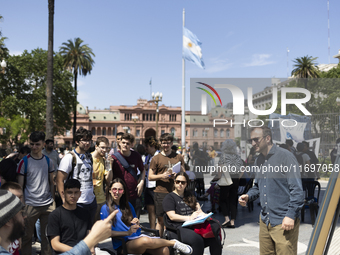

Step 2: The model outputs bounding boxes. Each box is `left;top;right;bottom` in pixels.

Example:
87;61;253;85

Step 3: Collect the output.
105;152;112;171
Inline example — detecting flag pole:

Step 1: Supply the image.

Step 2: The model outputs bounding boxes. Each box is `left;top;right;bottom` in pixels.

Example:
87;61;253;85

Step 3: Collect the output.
150;78;152;100
181;8;186;150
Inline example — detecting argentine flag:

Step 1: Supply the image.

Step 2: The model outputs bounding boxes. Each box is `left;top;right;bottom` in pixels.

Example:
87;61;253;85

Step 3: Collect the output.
183;27;205;69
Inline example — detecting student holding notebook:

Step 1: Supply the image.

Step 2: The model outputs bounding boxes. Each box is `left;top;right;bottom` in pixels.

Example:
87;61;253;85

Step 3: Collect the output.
163;172;222;255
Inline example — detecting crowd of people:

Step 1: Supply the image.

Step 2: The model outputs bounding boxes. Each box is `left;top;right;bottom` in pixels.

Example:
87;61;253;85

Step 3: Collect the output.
0;125;325;255
0;128;216;255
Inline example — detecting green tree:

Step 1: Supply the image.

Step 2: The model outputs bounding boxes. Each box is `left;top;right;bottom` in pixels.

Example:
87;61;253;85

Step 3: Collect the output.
291;56;320;79
59;37;95;140
46;0;55;140
291;56;320;112
0;48;75;147
0;116;30;148
0;15;9;64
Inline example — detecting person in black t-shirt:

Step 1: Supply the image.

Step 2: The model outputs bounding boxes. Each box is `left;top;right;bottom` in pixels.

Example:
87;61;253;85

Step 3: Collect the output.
163;172;222;255
47;179;92;255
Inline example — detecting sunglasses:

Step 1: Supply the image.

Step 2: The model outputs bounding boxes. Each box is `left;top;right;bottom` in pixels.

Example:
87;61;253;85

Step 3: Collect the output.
111;188;124;193
247;136;265;144
175;180;187;185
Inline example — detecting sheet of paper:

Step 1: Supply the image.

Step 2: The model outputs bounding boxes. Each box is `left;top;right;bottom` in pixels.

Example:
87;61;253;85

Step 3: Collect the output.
181;212;214;227
172;161;181;174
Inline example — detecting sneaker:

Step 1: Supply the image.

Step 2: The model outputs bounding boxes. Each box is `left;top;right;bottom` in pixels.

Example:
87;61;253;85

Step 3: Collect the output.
172;240;193;255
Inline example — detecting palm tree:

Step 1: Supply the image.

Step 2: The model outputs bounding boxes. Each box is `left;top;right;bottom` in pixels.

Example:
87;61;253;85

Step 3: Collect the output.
291;55;319;79
46;0;54;140
291;55;319;112
0;15;3;37
59;38;95;140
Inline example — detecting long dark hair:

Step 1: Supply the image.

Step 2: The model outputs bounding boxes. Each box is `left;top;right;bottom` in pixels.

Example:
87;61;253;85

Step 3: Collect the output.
106;178;133;226
175;172;197;210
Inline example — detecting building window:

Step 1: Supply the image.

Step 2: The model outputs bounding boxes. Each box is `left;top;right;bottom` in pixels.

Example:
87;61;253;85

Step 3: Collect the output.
102;128;106;136
97;128;101;136
124;113;132;121
186;130;188;137
161;130;165;135
91;128;96;136
202;130;208;137
193;130;198;137
93;116;96;119
153;114;156;121
104;116;106;120
169;114;177;121
226;129;230;138
114;116;116;119
214;129;218;138
170;127;176;137
66;130;71;137
220;129;224;138
136;130;140;137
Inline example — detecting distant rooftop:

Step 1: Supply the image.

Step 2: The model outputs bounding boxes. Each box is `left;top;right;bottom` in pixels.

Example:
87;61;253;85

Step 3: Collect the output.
318;63;338;72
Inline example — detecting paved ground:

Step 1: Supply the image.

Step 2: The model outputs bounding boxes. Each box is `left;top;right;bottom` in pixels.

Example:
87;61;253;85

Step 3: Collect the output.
33;173;339;255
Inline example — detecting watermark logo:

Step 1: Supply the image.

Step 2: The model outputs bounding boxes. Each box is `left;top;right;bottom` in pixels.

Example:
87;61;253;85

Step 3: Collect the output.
196;82;223;115
197;82;311;116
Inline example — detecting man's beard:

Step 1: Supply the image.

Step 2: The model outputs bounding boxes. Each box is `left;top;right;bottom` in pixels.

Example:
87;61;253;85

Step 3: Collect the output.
8;218;25;243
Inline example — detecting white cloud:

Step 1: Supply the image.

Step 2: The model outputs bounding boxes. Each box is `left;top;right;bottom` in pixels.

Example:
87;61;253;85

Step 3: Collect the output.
9;50;22;56
205;60;233;73
244;54;275;67
205;54;233;73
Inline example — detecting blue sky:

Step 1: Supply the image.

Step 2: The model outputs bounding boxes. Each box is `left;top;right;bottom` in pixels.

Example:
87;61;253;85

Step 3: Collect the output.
1;0;340;110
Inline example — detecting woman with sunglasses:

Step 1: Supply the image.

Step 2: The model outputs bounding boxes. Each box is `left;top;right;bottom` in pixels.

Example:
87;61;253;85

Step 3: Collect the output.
163;172;222;255
100;178;193;255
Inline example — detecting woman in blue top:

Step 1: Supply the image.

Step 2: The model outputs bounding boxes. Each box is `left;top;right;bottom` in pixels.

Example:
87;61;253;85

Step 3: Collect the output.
100;178;193;255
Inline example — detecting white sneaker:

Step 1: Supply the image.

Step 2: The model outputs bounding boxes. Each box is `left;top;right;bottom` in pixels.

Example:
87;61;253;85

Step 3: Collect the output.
172;240;193;255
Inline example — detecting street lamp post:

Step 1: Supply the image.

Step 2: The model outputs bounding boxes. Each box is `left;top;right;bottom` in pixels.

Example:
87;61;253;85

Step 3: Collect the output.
1;59;6;74
152;92;163;139
132;115;139;137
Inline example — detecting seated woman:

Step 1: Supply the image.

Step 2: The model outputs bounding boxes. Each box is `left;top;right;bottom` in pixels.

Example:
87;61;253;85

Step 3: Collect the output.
100;178;193;255
163;172;222;255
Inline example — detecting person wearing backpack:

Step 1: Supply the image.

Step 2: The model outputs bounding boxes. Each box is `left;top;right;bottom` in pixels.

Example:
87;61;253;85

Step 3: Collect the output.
57;127;97;226
109;133;145;219
16;131;55;255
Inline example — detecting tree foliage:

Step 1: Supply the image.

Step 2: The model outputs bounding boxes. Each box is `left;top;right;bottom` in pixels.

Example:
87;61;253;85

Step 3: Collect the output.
59;37;95;139
59;37;95;77
291;56;320;79
0;48;75;147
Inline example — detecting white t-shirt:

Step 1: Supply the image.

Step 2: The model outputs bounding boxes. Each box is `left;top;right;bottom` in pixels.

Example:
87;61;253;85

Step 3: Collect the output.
58;151;95;204
17;154;55;206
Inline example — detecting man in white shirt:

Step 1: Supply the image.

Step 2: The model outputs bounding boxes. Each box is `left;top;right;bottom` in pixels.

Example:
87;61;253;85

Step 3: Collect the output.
57;127;97;225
